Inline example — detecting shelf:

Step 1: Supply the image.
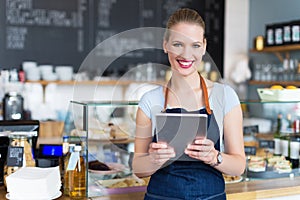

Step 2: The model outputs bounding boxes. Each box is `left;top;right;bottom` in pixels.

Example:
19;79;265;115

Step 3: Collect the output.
248;80;300;86
25;79;165;103
240;99;300;104
71;100;139;106
89;138;135;144
250;44;300;53
250;44;300;62
25;80;165;86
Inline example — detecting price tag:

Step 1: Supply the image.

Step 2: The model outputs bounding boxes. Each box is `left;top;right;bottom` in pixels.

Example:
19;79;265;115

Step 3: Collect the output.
243;125;259;135
259;140;275;149
244;146;256;155
6;146;24;167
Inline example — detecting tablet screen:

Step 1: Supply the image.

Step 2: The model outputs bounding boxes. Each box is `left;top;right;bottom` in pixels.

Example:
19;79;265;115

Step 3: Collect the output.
155;113;207;161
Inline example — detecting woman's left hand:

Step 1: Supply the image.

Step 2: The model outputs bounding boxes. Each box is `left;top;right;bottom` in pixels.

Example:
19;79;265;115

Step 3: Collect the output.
184;137;217;165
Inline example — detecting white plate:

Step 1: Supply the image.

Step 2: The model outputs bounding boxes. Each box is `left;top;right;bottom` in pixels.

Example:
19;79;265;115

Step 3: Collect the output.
96;177;147;188
96;178;126;187
6;191;62;200
88;162;126;175
224;176;243;184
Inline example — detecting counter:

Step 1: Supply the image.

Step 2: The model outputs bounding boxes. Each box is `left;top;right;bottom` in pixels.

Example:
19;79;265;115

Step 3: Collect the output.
1;176;300;199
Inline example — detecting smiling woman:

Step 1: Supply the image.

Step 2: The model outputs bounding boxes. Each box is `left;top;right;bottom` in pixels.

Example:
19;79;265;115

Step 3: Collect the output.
163;8;206;77
164;22;206;76
132;8;245;200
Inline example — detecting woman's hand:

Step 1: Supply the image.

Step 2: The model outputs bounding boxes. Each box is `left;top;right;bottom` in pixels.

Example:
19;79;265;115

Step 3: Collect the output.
148;141;176;165
184;137;217;165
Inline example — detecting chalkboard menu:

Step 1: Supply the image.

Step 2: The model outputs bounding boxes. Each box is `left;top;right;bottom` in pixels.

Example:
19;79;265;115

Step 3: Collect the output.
0;0;224;75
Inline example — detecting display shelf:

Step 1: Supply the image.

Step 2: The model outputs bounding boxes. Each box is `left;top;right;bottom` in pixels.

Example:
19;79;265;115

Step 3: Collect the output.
241;99;300;104
250;44;300;62
25;80;165;86
71;100;139;106
250;44;300;53
68;99;300;198
248;80;300;86
25;80;164;103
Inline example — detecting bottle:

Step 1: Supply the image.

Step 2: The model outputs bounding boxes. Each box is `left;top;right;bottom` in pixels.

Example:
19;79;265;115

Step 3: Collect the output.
294;118;300;133
289;137;300;169
265;24;275;46
287;114;293;132
18;68;25;83
283;22;292;45
274;23;283;46
68;145;86;198
273;114;282;156
296;63;300;81
291;20;300;44
62;136;69;156
281;134;290;160
63;143;75;196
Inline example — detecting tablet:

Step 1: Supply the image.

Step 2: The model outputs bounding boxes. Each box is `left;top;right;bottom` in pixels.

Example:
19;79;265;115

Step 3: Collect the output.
155;113;207;161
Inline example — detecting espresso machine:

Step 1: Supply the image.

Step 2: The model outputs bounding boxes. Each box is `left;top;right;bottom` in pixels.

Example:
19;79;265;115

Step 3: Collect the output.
0;133;9;185
0;120;39;185
2;92;24;121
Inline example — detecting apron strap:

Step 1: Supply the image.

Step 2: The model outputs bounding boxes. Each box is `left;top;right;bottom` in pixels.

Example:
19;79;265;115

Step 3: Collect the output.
163;73;212;115
199;74;212;115
164;81;170;110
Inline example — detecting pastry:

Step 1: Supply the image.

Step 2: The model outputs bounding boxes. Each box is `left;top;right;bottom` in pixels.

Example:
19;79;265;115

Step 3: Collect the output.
88;160;110;171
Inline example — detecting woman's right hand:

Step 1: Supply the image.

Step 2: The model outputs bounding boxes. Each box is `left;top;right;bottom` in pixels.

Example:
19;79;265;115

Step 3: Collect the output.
148;141;176;165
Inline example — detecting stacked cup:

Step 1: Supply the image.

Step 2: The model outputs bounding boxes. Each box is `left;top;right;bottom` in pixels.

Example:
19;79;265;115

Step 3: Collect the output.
55;66;73;81
22;61;40;81
39;65;57;81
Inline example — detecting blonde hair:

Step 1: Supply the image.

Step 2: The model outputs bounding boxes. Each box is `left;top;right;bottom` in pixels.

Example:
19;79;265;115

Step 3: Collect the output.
164;8;206;41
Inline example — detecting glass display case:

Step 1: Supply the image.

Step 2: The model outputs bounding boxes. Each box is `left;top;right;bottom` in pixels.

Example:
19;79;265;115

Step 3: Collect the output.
68;100;143;197
68;99;300;197
241;100;300;180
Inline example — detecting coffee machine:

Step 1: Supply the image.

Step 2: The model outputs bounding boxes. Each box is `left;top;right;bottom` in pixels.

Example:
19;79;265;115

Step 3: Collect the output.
2;92;24;120
0;133;9;185
0;120;39;185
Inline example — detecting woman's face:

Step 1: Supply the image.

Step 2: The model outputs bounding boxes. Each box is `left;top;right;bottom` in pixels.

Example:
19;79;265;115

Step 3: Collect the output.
164;22;206;76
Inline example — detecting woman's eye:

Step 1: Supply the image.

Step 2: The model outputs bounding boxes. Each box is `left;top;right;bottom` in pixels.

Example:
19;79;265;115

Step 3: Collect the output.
193;44;201;48
173;43;182;47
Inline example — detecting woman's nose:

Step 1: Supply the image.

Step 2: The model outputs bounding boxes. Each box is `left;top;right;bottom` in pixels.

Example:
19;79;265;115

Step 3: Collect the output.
180;46;193;58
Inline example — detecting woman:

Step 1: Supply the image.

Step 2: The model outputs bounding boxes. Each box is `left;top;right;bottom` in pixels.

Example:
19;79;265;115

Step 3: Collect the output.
132;8;245;200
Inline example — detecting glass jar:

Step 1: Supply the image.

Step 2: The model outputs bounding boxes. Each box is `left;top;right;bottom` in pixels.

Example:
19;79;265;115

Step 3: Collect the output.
265;24;275;46
291;20;300;44
283;22;292;45
274;23;284;46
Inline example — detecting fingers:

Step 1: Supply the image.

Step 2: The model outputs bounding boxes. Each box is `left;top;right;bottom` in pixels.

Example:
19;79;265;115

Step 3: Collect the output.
186;143;211;152
184;139;216;164
194;138;213;145
148;142;176;165
149;141;168;149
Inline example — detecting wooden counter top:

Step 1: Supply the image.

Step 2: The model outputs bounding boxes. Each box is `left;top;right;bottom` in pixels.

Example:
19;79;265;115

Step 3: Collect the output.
1;176;300;199
226;176;300;199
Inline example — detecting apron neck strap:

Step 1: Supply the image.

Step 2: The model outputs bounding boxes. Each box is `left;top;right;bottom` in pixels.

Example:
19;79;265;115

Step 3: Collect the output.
200;74;212;115
164;73;212;115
